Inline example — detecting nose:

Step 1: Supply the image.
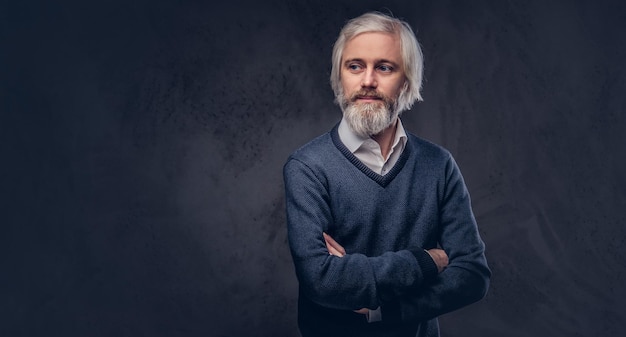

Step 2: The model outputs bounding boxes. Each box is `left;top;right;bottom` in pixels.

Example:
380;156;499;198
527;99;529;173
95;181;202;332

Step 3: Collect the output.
361;67;377;88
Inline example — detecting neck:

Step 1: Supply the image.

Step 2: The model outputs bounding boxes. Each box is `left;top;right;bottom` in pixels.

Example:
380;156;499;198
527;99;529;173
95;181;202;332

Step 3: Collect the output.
371;118;398;160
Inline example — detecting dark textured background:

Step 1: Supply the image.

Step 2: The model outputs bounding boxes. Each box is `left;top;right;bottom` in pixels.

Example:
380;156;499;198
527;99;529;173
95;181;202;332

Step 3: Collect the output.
2;0;625;336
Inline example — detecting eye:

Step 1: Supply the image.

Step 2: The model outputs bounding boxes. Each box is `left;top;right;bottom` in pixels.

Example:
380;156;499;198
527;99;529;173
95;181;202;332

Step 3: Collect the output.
347;63;363;72
378;64;394;73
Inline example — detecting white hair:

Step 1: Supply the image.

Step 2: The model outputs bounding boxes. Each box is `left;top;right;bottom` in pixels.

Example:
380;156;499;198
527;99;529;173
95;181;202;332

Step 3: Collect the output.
330;12;424;113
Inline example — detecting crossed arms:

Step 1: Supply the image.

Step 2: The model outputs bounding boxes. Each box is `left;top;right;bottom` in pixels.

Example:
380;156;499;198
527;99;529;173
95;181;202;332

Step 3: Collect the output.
323;232;449;316
284;154;491;322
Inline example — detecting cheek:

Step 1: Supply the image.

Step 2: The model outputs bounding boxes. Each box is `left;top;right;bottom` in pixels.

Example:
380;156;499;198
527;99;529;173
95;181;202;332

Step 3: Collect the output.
341;79;358;96
341;74;359;90
388;79;406;97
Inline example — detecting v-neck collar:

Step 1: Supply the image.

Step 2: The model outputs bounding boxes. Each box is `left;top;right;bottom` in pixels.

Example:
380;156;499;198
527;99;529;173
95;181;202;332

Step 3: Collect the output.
330;123;411;187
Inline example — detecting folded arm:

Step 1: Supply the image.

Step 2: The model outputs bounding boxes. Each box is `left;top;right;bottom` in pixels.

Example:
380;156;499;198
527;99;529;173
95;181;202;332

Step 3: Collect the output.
284;158;439;311
324;232;449;317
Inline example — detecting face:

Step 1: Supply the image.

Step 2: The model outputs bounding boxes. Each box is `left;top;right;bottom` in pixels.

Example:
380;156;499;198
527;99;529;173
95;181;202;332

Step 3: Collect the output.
339;32;406;137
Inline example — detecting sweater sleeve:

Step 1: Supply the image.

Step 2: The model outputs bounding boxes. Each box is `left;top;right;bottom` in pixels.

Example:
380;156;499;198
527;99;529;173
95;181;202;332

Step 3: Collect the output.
382;153;491;323
284;157;439;311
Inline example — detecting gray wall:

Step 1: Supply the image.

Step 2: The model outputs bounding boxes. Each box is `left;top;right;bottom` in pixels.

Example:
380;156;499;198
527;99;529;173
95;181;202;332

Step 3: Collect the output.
2;0;625;336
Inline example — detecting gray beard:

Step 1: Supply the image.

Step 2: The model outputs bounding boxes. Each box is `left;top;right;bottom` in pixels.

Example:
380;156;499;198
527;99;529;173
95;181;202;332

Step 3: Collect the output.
342;99;398;138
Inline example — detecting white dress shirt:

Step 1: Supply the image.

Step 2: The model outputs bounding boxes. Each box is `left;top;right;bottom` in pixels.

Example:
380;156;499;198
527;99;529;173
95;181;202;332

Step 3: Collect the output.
337;117;408;175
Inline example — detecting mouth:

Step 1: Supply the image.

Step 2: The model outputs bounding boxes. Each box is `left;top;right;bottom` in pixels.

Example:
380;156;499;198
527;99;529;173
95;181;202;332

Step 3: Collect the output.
355;96;383;102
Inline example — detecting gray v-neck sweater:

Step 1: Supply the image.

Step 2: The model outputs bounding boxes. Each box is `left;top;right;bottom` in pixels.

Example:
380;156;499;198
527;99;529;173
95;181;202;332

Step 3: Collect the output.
284;124;490;337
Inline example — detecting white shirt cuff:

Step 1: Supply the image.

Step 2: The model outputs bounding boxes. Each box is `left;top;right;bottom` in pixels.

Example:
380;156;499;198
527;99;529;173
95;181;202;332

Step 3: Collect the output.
366;306;382;322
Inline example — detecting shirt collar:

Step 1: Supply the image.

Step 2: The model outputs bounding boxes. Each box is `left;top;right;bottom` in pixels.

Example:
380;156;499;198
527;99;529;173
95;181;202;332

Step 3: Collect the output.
338;117;407;154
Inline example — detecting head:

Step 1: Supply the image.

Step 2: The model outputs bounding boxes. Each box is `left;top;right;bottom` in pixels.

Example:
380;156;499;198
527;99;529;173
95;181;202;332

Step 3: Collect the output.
330;12;424;137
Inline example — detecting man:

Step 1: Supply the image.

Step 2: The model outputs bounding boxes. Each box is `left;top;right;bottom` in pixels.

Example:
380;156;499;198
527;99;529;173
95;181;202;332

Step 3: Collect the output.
283;12;490;337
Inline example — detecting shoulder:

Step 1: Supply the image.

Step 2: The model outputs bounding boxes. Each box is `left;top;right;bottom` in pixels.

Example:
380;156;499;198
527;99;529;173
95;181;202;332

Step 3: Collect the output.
283;130;338;188
405;133;466;186
406;132;453;164
286;131;334;165
283;129;339;181
286;121;347;167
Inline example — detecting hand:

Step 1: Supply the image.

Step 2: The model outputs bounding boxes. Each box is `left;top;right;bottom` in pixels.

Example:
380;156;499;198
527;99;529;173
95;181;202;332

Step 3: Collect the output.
426;248;449;273
323;232;346;257
353;308;368;315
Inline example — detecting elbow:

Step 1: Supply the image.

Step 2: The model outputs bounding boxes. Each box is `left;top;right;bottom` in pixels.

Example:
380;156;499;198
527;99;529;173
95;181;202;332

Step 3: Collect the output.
475;272;490;302
295;256;373;310
454;253;491;304
468;265;491;304
294;261;344;308
298;271;327;299
448;263;490;307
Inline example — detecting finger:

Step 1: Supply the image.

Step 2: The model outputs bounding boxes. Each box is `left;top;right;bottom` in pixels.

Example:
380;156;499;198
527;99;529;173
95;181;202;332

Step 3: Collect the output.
323;233;340;256
328;244;344;257
323;232;346;255
323;233;345;257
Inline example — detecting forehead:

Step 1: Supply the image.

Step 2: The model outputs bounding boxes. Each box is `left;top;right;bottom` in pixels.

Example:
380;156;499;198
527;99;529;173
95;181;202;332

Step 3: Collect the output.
342;32;402;63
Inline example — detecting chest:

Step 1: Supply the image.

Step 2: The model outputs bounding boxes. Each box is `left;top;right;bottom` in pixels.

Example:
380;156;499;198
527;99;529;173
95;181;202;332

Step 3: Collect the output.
324;169;442;255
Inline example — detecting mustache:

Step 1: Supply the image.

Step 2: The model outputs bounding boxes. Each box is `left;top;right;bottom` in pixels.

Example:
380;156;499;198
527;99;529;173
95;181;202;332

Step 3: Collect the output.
349;89;386;101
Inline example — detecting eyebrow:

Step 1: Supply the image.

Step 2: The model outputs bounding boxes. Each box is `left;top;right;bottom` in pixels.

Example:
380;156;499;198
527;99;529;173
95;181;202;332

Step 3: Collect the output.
343;58;400;67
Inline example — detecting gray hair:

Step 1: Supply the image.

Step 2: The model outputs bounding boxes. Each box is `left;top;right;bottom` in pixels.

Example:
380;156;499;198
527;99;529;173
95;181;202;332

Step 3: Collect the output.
330;12;424;112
